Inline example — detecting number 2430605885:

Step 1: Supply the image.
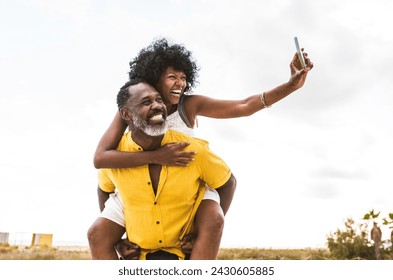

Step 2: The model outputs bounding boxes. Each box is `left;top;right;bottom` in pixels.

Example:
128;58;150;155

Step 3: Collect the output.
211;266;274;276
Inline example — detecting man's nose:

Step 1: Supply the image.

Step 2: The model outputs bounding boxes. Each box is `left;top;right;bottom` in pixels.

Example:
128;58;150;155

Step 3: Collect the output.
151;100;164;109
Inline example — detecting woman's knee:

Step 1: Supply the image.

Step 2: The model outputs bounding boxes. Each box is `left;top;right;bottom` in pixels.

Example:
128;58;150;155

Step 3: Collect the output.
87;218;105;245
87;217;124;246
197;200;225;232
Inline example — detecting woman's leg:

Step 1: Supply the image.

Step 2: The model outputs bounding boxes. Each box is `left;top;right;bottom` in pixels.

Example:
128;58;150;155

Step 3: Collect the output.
87;217;125;259
88;192;127;259
189;199;224;259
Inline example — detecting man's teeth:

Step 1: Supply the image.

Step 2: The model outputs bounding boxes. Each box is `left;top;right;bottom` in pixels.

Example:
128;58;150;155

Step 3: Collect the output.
171;90;181;94
150;114;163;121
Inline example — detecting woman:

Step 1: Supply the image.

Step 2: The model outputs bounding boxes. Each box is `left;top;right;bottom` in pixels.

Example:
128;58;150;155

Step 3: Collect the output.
88;38;313;260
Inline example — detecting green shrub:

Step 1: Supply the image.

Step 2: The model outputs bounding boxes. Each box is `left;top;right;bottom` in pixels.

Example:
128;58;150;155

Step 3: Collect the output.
327;217;392;259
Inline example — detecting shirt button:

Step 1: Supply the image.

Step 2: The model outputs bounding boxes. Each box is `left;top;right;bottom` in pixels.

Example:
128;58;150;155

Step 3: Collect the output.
154;202;157;205
147;182;151;185
156;221;160;224
159;240;162;243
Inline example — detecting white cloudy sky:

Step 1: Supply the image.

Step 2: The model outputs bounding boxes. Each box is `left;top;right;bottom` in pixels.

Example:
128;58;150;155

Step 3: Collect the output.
1;0;392;249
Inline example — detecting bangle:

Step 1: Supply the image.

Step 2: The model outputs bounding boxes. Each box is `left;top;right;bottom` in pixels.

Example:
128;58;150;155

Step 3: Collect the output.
259;92;271;108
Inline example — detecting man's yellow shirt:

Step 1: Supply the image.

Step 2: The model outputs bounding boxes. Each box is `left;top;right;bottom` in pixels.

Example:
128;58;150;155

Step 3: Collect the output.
98;129;231;259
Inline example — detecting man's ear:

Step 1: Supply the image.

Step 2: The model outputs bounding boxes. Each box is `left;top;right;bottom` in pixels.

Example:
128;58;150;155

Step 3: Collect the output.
119;107;131;123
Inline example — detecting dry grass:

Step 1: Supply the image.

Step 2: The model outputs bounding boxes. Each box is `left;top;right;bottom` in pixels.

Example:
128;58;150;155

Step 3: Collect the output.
218;248;331;260
1;243;330;260
0;244;91;260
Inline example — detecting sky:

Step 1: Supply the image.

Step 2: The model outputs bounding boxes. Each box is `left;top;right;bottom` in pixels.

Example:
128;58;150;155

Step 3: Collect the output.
1;0;393;249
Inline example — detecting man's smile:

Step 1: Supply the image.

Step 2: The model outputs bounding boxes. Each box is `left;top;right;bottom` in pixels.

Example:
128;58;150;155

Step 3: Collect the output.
148;112;166;124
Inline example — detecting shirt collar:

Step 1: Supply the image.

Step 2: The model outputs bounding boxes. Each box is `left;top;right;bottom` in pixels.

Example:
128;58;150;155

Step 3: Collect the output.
125;130;171;151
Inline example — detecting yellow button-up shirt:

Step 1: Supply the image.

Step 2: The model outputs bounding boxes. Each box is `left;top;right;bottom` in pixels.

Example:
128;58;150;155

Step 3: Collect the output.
98;129;231;259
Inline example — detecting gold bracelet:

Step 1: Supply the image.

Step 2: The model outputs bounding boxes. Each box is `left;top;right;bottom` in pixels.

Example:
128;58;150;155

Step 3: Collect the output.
259;92;271;108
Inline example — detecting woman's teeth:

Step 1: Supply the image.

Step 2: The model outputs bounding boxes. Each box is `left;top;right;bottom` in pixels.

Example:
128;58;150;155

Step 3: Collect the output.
171;90;181;95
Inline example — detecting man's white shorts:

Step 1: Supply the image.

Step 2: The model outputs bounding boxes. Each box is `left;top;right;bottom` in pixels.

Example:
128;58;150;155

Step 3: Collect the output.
100;187;220;227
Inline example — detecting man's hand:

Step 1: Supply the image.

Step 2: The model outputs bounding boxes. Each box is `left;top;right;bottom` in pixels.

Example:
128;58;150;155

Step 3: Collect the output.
152;142;196;166
180;233;197;257
114;239;140;260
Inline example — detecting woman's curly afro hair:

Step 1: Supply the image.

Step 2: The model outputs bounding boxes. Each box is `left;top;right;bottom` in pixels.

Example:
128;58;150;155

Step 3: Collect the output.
128;38;199;93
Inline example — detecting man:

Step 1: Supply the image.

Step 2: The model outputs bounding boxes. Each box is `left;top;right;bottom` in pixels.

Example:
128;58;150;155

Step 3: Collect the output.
88;80;236;260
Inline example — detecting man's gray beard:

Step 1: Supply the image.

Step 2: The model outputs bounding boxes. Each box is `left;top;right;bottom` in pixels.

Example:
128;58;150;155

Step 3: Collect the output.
132;114;168;136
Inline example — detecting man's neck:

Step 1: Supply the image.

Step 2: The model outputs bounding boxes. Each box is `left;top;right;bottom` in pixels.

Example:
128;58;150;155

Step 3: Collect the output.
130;130;164;151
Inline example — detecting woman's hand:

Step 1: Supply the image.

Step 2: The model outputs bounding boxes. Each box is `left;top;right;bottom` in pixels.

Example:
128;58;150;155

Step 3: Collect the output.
152;142;196;166
288;49;314;90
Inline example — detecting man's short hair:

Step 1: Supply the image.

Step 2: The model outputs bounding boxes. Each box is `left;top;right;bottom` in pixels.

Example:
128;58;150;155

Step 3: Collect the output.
116;79;143;109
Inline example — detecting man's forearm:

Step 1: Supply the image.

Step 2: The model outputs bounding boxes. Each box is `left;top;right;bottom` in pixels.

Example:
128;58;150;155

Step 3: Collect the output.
216;174;237;215
97;186;112;212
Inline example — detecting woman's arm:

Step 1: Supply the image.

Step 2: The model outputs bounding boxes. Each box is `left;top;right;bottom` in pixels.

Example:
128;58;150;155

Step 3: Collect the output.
184;51;313;124
93;112;196;169
93;112;127;168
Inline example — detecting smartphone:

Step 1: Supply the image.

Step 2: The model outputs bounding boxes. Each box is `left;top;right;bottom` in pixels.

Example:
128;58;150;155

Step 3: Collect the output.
294;36;306;69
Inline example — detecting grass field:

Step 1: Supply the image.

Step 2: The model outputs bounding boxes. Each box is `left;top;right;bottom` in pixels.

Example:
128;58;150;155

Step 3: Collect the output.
0;244;330;260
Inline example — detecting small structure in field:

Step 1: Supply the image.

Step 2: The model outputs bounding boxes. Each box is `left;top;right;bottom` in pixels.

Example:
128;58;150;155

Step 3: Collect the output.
31;233;53;248
0;232;10;245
